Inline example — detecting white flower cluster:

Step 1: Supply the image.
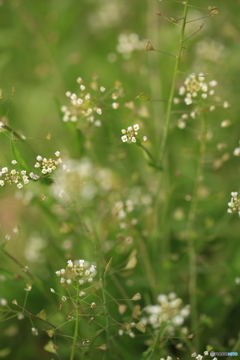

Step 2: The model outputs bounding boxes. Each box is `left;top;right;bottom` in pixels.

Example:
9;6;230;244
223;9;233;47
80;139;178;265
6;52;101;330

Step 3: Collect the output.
195;38;226;63
0;161;39;189
141;292;190;334
227;192;240;216
34;151;62;175
116;33;146;59
178;73;217;105
87;0;126;32
55;259;97;287
51;157;114;201
61;76;124;127
112;188;153;228
121;124;147;143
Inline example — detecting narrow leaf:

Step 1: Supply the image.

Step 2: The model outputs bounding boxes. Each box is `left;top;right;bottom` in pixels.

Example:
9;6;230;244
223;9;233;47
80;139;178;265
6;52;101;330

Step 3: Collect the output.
135;93;151;101
11;139;31;172
104;257;113;274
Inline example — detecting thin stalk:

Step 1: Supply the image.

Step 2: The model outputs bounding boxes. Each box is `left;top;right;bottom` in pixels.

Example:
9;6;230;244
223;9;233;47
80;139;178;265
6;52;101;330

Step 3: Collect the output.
186;112;207;351
158;1;188;166
94;230;112;352
136;230;157;298
70;287;80;360
102;274;110;345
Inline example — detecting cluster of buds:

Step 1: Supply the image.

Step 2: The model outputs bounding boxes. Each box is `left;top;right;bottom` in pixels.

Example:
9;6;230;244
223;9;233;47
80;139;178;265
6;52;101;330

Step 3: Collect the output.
61;75;124;126
34;151;62;175
0;161;39;189
227;192;240;216
178;73;218;105
55;259;97;286
121;124;147;143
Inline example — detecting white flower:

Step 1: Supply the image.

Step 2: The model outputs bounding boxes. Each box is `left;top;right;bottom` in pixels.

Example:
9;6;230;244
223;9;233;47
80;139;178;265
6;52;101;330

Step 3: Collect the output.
112;102;119;109
0;298;7;306
233;147;240;156
209;80;217;87
179;86;186;95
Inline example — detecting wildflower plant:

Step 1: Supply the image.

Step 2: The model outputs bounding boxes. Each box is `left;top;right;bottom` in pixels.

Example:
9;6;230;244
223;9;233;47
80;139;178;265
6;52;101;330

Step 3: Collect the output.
1;1;240;360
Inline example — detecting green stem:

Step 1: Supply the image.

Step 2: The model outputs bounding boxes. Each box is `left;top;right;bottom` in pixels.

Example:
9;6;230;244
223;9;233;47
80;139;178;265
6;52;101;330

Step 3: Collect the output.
94;230;112;353
70;292;80;360
158;1;188;166
136;229;157;298
187;112;207;351
102;273;110;345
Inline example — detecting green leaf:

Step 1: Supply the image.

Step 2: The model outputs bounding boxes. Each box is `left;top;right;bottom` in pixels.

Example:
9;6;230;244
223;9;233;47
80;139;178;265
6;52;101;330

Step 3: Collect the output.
135;322;146;333
104;257;113;274
37;309;47;320
76;128;85;157
124;249;138;270
44;341;57;354
135;93;151;101
148;161;163;171
10;139;31;172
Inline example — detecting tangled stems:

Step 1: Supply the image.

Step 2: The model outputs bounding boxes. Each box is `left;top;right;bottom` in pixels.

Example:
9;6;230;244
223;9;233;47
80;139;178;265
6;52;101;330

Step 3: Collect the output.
141;322;169;360
158;1;188;166
153;1;189;285
186;112;207;350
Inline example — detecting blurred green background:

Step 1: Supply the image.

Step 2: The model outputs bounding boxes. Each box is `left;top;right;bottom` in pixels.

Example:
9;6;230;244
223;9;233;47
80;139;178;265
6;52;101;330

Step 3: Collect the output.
1;0;240;359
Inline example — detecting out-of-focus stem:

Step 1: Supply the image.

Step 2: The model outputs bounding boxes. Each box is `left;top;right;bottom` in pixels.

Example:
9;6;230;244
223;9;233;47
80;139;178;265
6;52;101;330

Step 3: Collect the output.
187;112;207;351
